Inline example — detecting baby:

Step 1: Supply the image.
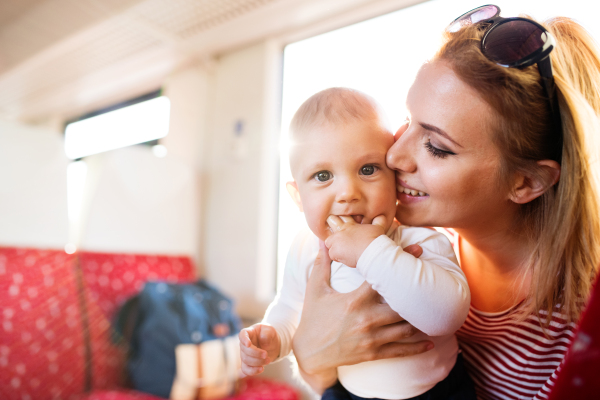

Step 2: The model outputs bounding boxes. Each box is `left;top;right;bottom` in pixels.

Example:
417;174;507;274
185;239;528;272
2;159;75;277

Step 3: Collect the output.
239;88;473;400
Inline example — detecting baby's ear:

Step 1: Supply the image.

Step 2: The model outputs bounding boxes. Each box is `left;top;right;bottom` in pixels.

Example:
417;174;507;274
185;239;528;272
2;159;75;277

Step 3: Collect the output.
286;181;303;212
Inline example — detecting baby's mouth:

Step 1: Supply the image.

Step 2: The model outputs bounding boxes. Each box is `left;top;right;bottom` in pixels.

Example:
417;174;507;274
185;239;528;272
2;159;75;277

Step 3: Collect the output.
397;185;428;197
330;214;364;224
351;215;364;224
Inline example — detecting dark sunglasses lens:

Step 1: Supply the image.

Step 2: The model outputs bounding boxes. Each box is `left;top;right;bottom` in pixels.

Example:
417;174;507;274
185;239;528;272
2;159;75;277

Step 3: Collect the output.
448;5;499;32
483;20;546;65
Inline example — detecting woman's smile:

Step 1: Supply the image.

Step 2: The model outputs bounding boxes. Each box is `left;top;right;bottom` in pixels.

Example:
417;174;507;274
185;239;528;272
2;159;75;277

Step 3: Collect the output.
396;179;429;205
396;185;428;197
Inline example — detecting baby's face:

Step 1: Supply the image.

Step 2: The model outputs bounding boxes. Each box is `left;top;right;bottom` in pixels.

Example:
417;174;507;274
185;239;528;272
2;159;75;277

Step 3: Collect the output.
289;119;397;241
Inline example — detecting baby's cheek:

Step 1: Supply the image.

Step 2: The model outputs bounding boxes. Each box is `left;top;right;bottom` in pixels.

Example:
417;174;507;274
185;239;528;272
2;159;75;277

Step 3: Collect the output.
313;220;331;242
377;187;399;217
376;190;400;229
304;209;329;241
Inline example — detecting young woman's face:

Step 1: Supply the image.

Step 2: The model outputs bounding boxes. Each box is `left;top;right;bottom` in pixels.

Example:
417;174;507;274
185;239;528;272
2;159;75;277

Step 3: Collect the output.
387;61;516;231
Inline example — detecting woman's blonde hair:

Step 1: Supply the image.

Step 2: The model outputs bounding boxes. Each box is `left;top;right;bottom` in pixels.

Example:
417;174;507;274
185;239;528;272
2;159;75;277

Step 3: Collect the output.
434;17;600;326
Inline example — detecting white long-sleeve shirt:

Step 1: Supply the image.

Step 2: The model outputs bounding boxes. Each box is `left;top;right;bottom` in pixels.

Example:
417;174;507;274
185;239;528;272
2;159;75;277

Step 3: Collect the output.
263;222;470;399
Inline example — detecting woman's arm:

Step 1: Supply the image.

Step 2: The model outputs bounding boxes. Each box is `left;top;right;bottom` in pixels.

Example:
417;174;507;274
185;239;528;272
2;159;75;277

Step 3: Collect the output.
292;241;434;393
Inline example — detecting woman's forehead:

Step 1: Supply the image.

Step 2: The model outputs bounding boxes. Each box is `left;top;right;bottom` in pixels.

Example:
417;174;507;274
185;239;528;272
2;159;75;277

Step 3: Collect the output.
407;61;496;145
408;62;482;108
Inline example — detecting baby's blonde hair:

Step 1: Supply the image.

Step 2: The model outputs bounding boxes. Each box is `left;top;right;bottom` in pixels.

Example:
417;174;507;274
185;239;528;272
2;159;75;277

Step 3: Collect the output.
289;87;389;141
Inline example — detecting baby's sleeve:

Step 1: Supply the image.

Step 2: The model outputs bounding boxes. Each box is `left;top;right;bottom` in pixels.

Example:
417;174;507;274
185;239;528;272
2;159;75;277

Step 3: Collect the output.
262;228;317;359
356;226;470;337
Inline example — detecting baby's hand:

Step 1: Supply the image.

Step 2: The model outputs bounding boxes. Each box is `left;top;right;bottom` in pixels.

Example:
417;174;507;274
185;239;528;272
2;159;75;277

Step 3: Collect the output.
239;324;281;376
325;215;386;267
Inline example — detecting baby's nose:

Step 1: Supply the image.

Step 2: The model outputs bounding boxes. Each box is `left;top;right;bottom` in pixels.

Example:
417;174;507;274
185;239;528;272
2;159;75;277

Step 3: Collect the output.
336;179;361;203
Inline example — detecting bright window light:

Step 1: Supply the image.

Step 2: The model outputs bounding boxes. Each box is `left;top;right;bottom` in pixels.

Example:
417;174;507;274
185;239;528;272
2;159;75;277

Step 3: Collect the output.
277;0;600;289
64;243;77;254
64;96;170;159
67;160;87;223
152;144;168;158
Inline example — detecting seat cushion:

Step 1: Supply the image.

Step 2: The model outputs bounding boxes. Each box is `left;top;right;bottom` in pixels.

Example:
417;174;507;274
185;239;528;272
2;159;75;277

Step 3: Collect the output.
75;389;164;400
75;378;299;400
231;378;299;400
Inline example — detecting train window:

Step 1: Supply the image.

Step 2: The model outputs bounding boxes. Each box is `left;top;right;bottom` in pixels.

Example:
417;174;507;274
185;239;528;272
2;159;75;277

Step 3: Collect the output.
64;91;170;160
63;91;170;252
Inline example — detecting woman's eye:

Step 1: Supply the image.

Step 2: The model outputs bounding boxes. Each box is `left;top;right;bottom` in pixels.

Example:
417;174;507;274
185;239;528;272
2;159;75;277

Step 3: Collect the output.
360;165;376;175
315;171;332;182
424;141;455;159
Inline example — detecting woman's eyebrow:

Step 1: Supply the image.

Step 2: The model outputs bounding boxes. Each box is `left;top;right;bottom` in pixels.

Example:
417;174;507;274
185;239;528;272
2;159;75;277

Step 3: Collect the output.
419;122;463;148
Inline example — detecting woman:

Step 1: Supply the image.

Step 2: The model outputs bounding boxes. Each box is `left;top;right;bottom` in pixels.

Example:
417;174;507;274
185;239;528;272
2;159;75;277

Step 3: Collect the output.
292;7;600;400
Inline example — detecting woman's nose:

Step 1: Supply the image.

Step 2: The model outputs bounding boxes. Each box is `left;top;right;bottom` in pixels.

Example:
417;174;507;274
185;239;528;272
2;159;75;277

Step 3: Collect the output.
336;178;361;204
387;129;416;173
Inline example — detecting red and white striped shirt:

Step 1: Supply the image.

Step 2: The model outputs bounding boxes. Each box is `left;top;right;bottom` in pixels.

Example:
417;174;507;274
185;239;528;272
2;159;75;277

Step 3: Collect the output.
438;228;577;400
457;305;576;400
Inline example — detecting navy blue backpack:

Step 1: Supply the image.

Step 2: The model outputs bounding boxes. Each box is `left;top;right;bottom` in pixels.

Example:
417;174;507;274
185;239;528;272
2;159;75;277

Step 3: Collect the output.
114;280;242;398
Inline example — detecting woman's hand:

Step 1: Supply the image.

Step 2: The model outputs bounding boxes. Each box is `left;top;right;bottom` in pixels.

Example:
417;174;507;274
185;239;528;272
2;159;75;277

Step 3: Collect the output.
292;241;433;393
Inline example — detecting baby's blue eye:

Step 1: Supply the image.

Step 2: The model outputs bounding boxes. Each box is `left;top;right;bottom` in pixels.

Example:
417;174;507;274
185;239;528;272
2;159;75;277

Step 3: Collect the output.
361;165;376;175
315;171;331;182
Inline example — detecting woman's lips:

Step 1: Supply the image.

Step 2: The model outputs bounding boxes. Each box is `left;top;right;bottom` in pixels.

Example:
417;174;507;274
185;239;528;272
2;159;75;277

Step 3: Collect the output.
397;190;428;205
396;181;429;205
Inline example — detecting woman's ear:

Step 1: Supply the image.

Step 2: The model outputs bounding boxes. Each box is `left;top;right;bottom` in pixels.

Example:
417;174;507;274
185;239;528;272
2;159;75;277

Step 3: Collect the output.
509;160;561;204
286;181;303;212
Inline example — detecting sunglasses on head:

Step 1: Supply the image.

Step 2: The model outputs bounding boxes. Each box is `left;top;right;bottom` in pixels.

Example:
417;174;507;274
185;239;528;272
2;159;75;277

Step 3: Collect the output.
448;4;563;164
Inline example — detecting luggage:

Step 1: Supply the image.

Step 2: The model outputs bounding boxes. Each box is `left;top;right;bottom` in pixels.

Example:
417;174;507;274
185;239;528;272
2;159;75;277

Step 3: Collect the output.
170;337;240;400
114;280;242;398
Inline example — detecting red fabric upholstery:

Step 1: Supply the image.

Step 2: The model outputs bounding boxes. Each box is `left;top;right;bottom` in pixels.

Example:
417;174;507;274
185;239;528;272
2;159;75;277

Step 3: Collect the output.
230;378;299;400
75;389;164;400
79;252;196;321
0;247;86;400
0;247;197;399
1;248;299;400
76;378;299;400
548;276;600;400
